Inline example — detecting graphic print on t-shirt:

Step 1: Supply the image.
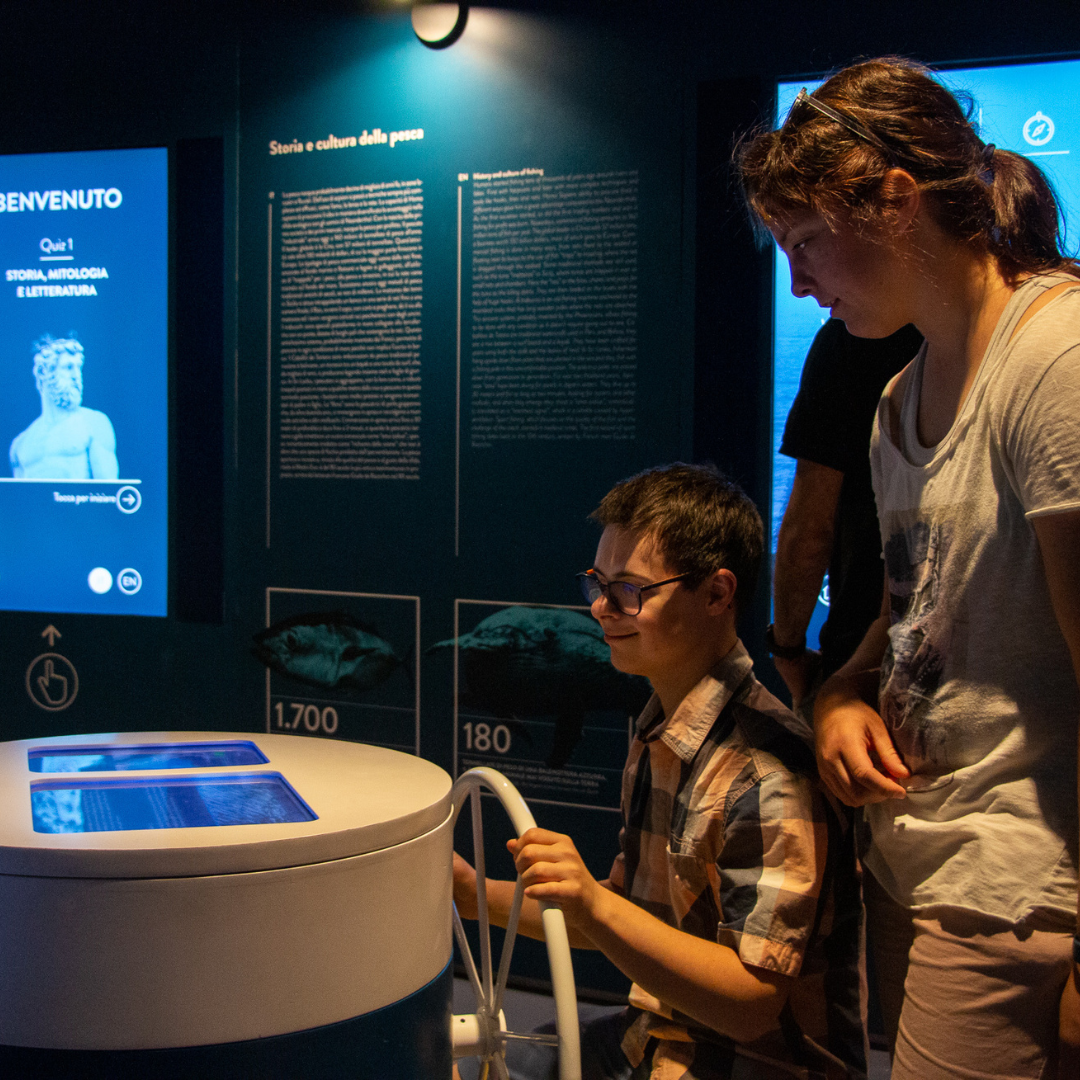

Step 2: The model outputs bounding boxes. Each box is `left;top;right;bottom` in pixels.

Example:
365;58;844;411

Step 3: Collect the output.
880;518;951;774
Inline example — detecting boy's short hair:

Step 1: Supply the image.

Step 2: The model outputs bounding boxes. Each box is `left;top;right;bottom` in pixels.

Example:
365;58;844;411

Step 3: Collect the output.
590;462;763;615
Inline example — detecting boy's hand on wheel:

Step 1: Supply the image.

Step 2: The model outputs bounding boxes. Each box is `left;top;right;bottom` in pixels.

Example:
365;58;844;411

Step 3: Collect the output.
508;828;606;932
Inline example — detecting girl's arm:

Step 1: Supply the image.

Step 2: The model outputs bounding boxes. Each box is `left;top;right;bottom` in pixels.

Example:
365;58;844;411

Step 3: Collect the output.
813;573;909;805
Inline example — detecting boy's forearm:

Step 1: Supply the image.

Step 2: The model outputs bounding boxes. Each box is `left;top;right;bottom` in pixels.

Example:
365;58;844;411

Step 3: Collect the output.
508;828;789;1039
579;886;788;1043
470;876;600;950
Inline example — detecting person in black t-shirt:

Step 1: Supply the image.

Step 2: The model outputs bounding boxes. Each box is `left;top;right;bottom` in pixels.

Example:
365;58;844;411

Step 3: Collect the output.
768;319;923;709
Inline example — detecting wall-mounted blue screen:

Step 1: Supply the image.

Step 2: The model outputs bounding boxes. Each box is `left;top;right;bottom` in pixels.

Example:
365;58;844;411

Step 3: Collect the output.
772;59;1080;646
30;773;316;833
28;741;269;773
0;147;168;616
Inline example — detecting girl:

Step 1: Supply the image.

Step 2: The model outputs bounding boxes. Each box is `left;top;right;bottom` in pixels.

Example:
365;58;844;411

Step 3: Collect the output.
738;57;1080;1080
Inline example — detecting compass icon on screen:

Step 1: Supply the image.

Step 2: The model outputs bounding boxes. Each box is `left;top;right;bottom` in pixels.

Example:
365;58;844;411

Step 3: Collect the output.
1023;111;1055;147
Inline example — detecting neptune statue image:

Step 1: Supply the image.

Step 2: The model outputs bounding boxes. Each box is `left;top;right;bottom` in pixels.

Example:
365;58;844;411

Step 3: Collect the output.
9;334;118;480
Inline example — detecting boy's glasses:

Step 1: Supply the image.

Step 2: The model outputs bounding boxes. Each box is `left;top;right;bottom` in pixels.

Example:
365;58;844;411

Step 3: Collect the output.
785;87;897;164
577;569;692;616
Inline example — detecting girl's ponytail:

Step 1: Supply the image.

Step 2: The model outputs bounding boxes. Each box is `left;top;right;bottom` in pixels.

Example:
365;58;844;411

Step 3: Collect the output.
986;148;1074;278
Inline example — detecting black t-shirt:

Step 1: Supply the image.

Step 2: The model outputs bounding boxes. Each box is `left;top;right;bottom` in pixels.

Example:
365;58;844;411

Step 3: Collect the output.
779;319;924;673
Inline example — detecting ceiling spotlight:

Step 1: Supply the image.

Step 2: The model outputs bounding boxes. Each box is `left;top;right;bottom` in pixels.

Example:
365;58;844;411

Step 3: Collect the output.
411;2;468;49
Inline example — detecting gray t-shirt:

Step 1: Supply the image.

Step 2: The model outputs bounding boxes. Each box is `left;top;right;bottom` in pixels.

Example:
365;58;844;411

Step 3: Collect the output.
867;273;1080;922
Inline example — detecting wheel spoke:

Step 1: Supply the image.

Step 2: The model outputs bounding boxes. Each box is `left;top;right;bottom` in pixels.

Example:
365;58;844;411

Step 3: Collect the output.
492;874;525;1018
502;1030;561;1046
492;1053;511;1080
471;786;495;1005
453;902;487;1008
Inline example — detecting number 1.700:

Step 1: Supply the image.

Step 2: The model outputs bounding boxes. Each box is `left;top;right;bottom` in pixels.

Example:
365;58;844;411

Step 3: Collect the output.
274;701;339;734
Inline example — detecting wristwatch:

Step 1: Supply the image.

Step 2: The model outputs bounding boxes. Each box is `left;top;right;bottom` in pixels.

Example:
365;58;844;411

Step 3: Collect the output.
765;623;806;660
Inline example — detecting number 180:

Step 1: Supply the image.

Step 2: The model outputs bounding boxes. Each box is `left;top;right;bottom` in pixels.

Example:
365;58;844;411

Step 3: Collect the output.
462;721;511;754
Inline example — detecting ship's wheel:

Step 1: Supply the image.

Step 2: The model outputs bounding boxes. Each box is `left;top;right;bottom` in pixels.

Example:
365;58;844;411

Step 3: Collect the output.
450;767;581;1080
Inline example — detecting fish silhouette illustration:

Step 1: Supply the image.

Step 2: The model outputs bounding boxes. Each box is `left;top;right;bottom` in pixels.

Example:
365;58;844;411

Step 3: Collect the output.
253;611;404;692
428;606;650;768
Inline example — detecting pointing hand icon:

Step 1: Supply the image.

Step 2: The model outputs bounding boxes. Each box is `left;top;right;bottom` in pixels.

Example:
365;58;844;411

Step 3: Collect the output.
37;659;69;706
26;653;78;711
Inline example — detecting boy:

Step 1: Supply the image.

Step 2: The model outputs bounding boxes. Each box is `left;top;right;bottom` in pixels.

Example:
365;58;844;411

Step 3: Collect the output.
454;464;865;1079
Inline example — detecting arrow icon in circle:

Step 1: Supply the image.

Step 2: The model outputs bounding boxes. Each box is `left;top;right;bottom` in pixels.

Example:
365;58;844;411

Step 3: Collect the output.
41;625;61;647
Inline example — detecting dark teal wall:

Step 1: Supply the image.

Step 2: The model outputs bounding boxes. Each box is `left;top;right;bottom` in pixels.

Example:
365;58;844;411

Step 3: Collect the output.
0;0;1074;729
0;0;1077;997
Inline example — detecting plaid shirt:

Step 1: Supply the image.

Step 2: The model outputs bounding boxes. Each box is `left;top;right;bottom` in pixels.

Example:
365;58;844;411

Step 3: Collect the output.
609;641;866;1080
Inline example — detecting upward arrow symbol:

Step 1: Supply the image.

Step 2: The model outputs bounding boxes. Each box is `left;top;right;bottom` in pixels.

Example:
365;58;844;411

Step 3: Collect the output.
41;625;61;647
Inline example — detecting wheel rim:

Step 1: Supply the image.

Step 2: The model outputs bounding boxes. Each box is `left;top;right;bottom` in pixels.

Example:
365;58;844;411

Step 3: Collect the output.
450;767;581;1080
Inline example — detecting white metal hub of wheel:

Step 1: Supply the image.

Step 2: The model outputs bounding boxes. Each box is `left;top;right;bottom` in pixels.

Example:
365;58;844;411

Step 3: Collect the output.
450;767;581;1080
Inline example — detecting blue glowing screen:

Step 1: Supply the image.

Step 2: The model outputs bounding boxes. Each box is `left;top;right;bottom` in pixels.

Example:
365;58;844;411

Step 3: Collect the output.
28;740;269;773
0;147;168;616
31;773;316;833
772;59;1080;646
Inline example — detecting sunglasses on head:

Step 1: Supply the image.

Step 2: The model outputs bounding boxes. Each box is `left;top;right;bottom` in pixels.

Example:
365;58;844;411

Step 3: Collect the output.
785;87;897;164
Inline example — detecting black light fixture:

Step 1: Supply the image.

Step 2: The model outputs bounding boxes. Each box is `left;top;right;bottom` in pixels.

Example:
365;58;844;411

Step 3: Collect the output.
411;2;468;49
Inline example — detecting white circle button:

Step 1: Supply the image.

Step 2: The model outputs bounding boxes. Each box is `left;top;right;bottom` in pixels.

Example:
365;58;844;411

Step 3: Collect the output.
117;568;142;595
88;567;113;594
